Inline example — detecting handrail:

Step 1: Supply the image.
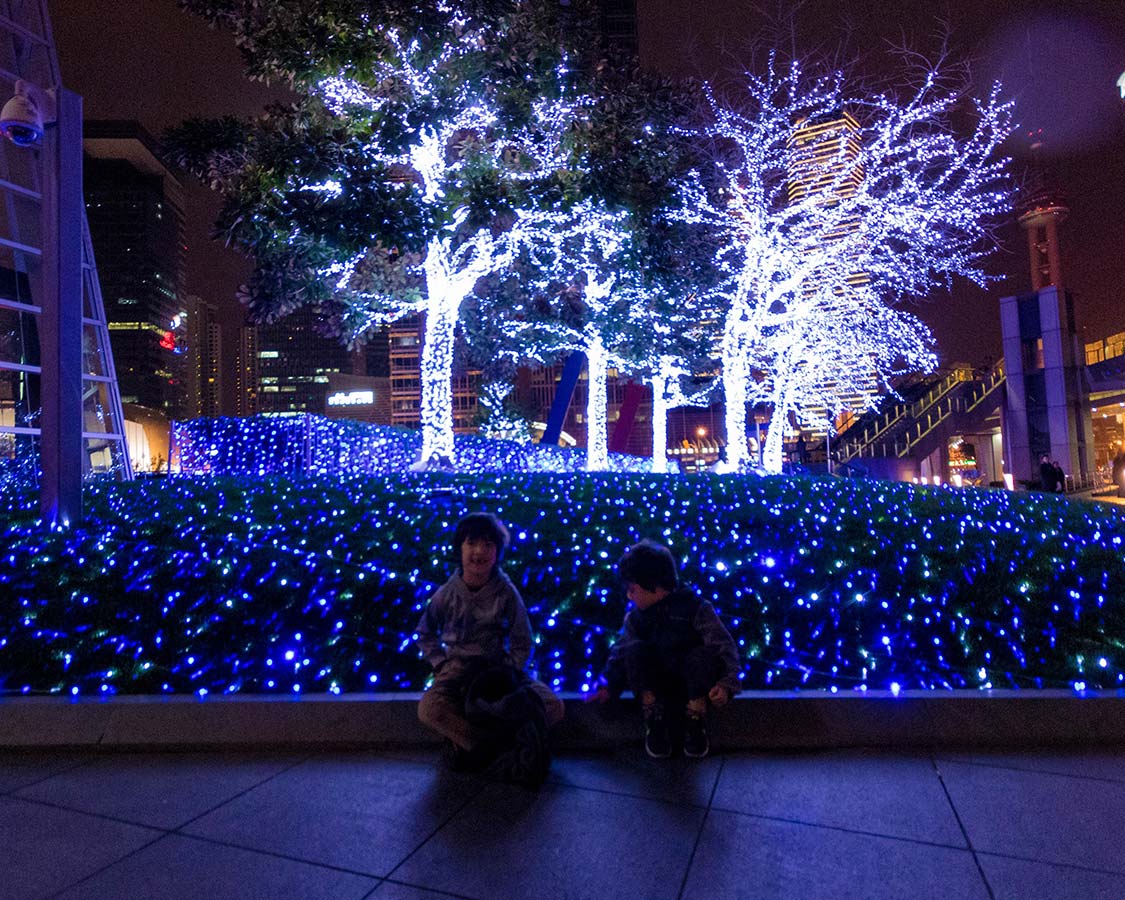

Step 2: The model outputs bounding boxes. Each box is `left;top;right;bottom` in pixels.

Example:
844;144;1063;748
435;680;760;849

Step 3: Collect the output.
837;365;978;461
840;359;1007;460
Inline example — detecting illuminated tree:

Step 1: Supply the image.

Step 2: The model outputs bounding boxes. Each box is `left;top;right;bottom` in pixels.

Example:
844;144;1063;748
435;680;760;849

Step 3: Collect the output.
170;0;598;466
474;199;639;471
618;219;722;474
679;56;1013;472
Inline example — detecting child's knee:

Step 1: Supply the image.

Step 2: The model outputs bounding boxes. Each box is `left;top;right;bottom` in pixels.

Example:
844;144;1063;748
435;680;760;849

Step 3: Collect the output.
543;693;565;727
418;689;452;728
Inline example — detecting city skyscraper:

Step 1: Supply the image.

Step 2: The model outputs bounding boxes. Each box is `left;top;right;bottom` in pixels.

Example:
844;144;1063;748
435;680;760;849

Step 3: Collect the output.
787;111;877;433
235;326;259;418
84;121;188;420
243;308;397;421
185;294;223;418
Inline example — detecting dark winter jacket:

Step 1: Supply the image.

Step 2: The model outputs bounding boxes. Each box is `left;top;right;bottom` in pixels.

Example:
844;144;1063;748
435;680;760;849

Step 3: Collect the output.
601;587;741;697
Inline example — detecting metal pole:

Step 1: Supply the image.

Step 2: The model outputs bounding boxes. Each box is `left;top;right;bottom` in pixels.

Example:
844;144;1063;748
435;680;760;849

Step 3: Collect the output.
39;87;83;525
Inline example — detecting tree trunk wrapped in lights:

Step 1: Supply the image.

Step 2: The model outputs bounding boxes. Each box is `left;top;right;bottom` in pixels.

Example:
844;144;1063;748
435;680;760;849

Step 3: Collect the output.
678;55;1013;472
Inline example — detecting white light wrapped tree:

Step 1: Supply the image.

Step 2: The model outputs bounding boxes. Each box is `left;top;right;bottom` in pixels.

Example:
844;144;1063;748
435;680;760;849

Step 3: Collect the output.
490;199;639;471
626;278;722;474
170;1;601;470
678;56;1013;472
317;38;584;467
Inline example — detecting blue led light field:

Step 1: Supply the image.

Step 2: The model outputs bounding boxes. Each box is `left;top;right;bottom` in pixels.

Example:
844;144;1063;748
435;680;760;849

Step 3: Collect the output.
2;470;1123;697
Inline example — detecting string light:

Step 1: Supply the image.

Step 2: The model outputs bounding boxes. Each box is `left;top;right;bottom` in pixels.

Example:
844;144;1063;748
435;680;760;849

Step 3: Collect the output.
677;57;1013;472
2;425;1123;697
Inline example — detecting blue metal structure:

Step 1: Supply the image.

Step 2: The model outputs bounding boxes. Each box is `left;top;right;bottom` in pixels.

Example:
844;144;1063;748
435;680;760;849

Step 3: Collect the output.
0;0;131;523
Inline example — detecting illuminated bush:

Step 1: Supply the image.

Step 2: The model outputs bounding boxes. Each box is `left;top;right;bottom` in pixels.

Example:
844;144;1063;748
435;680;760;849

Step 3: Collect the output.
2;468;1123;697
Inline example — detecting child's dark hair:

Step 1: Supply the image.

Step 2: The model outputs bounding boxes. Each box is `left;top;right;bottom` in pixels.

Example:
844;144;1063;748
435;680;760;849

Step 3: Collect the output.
453;512;510;561
618;540;678;592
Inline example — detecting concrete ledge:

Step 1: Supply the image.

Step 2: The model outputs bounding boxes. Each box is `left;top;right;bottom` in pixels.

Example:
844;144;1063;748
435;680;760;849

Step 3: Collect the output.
2;691;1124;751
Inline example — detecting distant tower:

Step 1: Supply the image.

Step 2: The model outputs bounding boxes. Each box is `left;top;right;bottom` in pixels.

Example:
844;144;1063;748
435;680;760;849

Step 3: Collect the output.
85;121;189;420
599;0;637;57
999;141;1093;487
236;326;259;417
186;295;223;418
1017;140;1069;292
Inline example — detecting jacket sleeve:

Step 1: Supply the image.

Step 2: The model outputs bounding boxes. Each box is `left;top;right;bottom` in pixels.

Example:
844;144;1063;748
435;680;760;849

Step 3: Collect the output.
505;586;533;671
600;613;639;698
695;601;741;694
415;589;448;671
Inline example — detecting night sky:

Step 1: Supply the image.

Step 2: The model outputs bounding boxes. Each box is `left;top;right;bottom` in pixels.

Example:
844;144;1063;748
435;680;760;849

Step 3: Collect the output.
48;0;1125;386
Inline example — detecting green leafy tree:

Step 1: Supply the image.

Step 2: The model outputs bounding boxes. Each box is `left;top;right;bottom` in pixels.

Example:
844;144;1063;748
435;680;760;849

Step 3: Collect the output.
169;0;602;466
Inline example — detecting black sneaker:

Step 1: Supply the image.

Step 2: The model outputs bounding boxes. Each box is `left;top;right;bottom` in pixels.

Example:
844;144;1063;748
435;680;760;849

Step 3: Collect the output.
683;713;709;758
643;705;672;759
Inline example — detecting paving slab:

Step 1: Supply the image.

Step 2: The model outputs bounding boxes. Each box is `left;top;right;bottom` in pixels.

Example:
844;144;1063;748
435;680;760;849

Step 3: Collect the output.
979;854;1125;900
681;808;990;900
369;882;466;900
14;751;301;829
938;759;1125;874
546;746;722;807
936;749;1125;783
52;834;377;900
0;796;159;900
0;751;90;793
712;751;965;846
392;781;705;900
183;753;483;877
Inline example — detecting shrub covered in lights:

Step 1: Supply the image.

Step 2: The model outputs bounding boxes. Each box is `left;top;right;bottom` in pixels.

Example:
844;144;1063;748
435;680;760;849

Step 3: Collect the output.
2;472;1124;698
173;414;651;477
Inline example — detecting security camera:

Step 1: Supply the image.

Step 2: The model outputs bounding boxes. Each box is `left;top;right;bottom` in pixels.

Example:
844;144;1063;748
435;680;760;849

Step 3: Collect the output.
0;80;53;147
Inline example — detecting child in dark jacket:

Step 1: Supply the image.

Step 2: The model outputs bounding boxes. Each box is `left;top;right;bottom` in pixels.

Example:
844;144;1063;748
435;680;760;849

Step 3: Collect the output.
587;539;740;758
416;512;564;772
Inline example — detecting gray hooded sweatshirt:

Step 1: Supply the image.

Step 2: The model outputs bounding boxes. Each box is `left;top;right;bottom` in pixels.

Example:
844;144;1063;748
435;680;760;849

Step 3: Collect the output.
415;569;533;672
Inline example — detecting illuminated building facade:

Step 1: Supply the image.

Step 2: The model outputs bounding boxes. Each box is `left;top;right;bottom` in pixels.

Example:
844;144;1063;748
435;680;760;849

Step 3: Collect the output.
235;326;258;417
787;111;877;433
245;309;394;421
85;121;188;419
390;313;479;432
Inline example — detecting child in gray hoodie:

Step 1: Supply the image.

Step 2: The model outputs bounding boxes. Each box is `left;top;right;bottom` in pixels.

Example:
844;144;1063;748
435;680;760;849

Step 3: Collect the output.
416;512;563;769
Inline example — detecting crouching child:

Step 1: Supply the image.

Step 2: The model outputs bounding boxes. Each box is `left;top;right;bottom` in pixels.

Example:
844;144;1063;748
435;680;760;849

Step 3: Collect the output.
416;512;564;781
588;539;740;758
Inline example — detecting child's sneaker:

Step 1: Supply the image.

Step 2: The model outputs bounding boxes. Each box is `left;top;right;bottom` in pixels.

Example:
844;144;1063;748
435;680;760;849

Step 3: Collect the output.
683;712;709;758
643;704;672;759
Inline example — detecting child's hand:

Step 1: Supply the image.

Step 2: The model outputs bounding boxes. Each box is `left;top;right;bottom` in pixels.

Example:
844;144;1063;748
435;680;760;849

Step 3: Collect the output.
585;685;611;704
708;684;731;707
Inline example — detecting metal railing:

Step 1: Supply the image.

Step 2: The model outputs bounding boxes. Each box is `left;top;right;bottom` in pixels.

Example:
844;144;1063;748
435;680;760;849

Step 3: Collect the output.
839;360;1006;461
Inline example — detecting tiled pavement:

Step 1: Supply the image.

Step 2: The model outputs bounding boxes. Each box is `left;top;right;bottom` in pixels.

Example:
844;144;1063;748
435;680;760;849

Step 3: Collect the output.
2;746;1125;900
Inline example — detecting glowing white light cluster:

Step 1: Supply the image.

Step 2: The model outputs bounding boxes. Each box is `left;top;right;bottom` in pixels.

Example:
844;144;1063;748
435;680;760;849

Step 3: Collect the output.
318;75;383;114
301;179;343;197
312;27;587;470
494;199;641;471
677;57;1013;472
